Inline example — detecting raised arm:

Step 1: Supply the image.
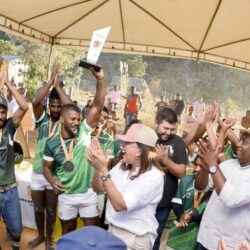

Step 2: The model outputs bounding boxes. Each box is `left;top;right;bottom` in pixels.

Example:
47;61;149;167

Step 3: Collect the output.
86;69;106;128
32;64;59;120
184;107;213;146
205;105;217;150
197;139;225;194
3;69;28;127
53;74;73;105
216;117;236;153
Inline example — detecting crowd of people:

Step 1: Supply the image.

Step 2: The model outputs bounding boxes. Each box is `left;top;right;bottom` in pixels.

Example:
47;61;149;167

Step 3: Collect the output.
0;63;250;250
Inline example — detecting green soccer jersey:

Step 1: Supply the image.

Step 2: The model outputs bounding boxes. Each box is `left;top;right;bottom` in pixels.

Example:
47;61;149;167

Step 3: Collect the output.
33;112;60;174
225;144;237;160
0;118;16;186
174;174;195;212
44;120;94;194
93;129;114;156
167;174;209;250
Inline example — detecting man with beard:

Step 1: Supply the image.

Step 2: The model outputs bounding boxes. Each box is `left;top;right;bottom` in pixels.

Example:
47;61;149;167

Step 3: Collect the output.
0;68;29;250
27;64;72;250
195;119;250;250
43;68;106;235
153;107;188;250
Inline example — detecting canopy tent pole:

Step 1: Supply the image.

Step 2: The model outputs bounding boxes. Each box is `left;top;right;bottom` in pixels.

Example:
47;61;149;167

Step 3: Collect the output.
47;40;54;79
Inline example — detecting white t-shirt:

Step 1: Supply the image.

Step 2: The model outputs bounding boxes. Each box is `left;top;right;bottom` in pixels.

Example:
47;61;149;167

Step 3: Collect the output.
106;163;164;245
198;159;250;249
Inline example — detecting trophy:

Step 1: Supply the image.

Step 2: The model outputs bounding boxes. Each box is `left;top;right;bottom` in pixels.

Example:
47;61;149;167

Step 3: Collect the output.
79;26;111;72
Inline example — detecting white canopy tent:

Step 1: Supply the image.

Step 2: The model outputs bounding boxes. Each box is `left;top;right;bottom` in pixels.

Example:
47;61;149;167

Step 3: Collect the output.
1;0;250;71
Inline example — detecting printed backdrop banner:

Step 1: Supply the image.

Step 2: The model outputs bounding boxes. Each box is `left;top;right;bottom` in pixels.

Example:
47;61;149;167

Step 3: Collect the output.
15;162;36;229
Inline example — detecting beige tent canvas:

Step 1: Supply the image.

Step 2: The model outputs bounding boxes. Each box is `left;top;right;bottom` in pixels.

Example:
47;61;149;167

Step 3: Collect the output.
0;0;250;71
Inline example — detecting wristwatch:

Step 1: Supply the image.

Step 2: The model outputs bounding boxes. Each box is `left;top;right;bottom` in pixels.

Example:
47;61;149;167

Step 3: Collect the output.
101;173;111;182
209;165;218;174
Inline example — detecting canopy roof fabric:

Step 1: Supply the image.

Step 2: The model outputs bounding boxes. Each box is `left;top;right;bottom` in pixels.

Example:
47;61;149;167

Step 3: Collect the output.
0;0;250;71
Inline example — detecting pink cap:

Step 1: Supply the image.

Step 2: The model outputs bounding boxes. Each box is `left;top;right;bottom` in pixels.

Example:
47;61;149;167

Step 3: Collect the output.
116;123;158;147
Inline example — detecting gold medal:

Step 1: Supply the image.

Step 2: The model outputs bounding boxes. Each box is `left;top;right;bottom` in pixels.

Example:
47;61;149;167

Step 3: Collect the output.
60;133;75;172
63;161;74;172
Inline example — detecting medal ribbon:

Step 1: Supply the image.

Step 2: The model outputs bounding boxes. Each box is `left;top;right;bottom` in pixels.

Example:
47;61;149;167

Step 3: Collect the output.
60;133;74;161
48;118;59;138
193;190;205;209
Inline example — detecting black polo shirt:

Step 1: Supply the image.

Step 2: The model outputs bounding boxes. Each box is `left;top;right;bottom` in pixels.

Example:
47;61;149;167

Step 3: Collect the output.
157;134;188;208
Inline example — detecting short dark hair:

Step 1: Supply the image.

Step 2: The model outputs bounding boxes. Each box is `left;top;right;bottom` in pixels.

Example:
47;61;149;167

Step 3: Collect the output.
49;87;60;101
61;104;81;116
156;107;177;124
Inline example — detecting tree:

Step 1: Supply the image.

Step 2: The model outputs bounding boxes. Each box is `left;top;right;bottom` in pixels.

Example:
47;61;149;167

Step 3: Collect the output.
0;39;17;56
128;56;147;78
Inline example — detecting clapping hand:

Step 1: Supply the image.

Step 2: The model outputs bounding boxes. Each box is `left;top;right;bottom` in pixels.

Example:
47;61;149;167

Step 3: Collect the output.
217;117;236;132
51;63;61;82
155;144;169;161
86;137;110;173
204;105;216;124
197;139;222;171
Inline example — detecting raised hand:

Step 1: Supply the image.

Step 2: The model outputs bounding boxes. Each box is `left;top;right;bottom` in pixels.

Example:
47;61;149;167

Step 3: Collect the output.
53;73;60;88
90;68;104;81
204;105;216;124
86;138;109;173
218;117;236;132
198;139;222;170
51;63;61;81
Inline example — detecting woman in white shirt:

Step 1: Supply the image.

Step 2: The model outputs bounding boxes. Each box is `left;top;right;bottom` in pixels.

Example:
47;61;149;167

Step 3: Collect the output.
86;123;164;250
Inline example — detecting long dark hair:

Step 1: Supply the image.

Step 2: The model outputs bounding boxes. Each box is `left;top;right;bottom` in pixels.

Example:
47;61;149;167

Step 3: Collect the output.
120;142;161;180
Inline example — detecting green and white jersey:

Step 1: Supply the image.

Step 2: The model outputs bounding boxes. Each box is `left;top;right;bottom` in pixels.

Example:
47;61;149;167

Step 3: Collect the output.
92;130;114;157
43;120;93;194
172;174;195;212
0;118;16;186
33;112;60;174
167;174;209;250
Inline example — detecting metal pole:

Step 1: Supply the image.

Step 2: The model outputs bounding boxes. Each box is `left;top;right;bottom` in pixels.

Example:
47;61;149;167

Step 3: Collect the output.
47;40;54;79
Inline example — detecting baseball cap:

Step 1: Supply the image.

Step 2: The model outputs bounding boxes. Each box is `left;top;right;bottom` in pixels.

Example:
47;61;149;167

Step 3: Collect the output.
116;123;158;147
0;96;8;109
56;226;127;250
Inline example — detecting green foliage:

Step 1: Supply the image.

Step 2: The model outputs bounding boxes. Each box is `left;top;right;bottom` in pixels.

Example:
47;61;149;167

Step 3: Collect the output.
0;39;17;56
8;35;83;92
223;98;241;116
128;56;148;78
25;79;39;102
